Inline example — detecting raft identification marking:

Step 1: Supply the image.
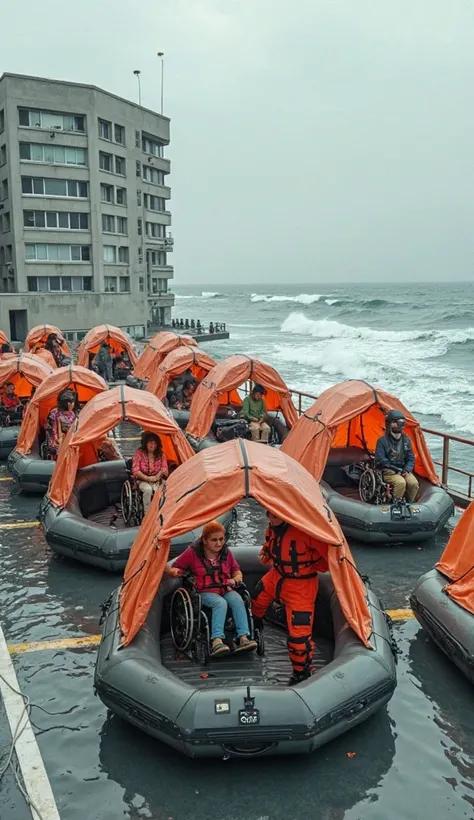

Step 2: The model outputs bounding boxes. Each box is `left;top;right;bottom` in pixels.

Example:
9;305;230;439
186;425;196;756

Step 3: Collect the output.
0;623;61;820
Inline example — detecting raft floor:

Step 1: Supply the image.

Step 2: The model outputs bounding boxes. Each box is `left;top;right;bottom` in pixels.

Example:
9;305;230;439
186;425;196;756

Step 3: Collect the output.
160;624;334;689
87;504;128;529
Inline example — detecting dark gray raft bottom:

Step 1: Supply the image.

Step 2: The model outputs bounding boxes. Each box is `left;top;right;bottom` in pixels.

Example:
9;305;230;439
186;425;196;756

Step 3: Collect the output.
161;626;333;689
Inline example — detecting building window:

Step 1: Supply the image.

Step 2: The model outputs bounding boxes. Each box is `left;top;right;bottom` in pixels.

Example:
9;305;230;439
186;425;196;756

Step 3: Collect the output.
135;130;140;148
142;166;165;186
21;176;88;198
119;276;130;292
139;276;144;292
103;245;116;263
137;218;142;236
116;217;127;235
99;151;113;172
104;275;117;292
136;189;142;206
116;187;127;206
150;250;167;267
138;247;143;264
152;278;158;294
5;245;12;263
102;214;115;233
1;178;8;200
146;222;165;239
27;275;92;292
142;136;164;157
19;143;87;166
100;183;113;203
98;119;112;140
143;194;165;212
0;145;6;166
2;212;10;232
19;108;85;132
25;243;91;261
23;210;89;230
115;156;126;176
114;124;125;145
118;246;129;263
136;160;141;178
0;110;4;133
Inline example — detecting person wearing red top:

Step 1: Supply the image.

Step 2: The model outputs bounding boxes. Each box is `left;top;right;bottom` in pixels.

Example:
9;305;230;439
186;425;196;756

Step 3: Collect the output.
132;432;168;513
1;382;21;411
252;510;329;686
167;521;257;657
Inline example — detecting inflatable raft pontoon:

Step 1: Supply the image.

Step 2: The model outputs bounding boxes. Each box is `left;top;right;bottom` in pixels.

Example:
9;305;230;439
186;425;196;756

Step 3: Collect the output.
39;460;234;572
320;447;454;544
0;426;20;460
95;548;397;759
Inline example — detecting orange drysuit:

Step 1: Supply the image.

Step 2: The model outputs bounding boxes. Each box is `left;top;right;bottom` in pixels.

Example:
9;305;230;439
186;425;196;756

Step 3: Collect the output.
252;523;329;676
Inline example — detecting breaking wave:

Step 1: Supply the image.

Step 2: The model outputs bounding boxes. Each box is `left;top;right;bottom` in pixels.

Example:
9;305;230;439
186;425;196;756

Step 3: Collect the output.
175;291;223;300
250;293;324;305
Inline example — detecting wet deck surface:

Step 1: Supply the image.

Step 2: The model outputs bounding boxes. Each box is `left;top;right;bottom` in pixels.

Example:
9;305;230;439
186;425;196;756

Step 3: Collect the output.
1;451;474;819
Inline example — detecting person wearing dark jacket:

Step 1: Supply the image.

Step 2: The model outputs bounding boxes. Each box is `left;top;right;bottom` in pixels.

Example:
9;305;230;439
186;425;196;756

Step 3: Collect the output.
375;409;419;502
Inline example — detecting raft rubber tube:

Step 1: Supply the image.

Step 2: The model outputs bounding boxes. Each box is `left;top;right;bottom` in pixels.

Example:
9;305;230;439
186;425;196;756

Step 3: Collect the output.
39;460;234;572
410;568;474;684
188;411;289;453
0;426;20;460
94;547;397;759
320;447;454;545
8;437;53;493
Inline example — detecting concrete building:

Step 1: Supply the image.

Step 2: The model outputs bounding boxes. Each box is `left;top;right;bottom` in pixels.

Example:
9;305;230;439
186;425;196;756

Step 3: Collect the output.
0;73;174;342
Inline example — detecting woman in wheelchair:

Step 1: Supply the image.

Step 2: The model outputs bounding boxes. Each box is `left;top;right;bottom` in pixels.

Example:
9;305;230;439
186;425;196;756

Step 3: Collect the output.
44;389;78;460
167;521;258;657
131;432;168;513
0;382;24;426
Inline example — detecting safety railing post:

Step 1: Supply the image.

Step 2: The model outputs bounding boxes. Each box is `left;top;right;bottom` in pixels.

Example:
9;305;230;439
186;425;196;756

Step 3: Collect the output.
441;436;450;486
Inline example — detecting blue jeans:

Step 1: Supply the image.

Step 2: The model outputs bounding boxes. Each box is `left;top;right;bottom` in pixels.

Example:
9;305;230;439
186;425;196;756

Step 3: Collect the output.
200;591;249;640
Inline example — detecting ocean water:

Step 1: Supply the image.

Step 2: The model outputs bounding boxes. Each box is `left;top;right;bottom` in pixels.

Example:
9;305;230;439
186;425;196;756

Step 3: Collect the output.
174;281;474;438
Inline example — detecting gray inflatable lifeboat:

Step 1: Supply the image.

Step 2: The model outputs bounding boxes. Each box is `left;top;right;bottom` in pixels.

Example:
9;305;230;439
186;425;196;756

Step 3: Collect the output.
95;547;397;759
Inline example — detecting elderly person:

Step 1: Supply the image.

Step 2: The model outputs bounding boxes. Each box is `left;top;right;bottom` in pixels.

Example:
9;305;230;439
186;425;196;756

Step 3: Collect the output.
241;384;271;443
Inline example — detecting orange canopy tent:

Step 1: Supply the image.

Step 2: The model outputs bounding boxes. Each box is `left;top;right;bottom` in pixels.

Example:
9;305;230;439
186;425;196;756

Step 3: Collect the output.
0;354;52;398
436;502;474;616
15;364;107;456
133;332;198;380
120;439;373;648
47;385;195;509
23;324;71;356
146;346;217;400
186;354;298;440
281;379;439;484
0;331;9;347
76;325;138;368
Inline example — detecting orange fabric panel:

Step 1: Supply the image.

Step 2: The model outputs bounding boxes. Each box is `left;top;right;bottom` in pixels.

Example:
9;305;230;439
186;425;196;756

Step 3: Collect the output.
133;332;198;380
24;325;71;356
146;346;216;399
34;349;57;369
0;330;9;346
47;386;194;508
282;379;439;484
436;503;474;616
15;365;107;456
76;325;138;367
186;355;298;439
120;440;372;648
0;354;52;399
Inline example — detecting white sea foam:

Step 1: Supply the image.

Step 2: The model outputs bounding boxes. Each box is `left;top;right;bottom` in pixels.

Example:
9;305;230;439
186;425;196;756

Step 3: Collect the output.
250;293;324;305
325;298;340;306
175;291;223;300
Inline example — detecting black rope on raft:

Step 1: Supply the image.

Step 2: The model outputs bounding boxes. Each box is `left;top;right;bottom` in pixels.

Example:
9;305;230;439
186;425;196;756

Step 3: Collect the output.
121;559;147;590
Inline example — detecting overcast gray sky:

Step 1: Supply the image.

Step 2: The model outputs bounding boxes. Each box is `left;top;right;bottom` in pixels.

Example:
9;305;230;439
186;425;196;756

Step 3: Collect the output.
3;0;474;283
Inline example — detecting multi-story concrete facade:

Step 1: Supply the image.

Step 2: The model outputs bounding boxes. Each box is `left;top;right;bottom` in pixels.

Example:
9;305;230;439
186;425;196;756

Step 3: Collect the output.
0;73;174;341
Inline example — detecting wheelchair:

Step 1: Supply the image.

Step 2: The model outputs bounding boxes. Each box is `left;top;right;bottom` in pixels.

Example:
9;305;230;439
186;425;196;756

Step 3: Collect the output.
170;574;265;664
0;403;24;428
343;458;394;505
120;458;144;526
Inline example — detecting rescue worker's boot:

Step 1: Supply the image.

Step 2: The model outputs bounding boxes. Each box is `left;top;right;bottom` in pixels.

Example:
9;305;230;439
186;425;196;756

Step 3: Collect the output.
288;669;311;686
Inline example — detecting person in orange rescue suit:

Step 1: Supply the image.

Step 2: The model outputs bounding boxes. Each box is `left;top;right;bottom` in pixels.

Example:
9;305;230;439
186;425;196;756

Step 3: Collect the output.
251;510;329;686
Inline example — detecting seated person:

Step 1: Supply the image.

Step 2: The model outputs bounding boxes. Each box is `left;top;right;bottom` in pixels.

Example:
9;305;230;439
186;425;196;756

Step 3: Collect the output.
112;354;129;379
97;436;122;462
375;410;419;502
0;382;23;422
241;384;270;443
45;389;78;459
94;343;113;382
166;521;257;656
132;431;168;513
170;379;196;411
45;334;65;368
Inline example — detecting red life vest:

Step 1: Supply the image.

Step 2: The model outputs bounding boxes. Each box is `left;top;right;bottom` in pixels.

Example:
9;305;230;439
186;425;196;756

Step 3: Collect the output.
263;524;329;579
197;550;228;596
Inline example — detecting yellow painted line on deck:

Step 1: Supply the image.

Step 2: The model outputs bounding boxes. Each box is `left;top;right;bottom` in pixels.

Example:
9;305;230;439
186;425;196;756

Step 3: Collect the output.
0;475;13;481
0;520;39;529
7;609;416;655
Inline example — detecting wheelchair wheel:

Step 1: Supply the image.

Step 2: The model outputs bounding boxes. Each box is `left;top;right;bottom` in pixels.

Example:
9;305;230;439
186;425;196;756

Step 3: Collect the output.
256;630;265;656
121;480;134;525
359;469;376;503
170;587;195;651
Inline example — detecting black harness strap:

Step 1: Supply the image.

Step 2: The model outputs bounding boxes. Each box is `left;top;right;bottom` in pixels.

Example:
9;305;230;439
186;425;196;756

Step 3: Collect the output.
238;438;252;496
